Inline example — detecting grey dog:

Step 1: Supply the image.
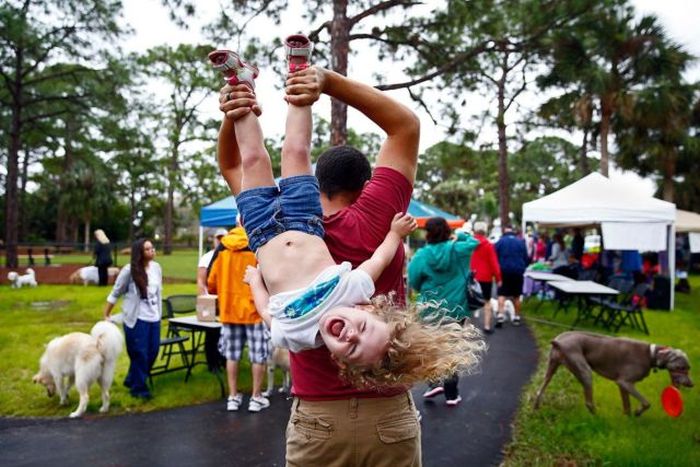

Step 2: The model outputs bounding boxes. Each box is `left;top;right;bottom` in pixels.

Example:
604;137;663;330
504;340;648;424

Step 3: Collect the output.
533;331;693;416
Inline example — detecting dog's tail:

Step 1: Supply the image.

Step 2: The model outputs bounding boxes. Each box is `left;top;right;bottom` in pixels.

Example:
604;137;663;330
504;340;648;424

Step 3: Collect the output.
91;321;124;362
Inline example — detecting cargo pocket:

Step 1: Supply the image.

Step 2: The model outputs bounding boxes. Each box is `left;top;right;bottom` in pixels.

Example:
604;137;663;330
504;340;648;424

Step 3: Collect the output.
288;412;333;442
375;413;418;444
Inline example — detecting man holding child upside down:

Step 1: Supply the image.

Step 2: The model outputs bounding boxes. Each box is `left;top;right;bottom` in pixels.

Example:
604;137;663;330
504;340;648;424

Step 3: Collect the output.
215;40;422;466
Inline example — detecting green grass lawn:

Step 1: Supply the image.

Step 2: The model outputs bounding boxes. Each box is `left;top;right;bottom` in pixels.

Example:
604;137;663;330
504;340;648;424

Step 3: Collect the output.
0;283;257;417
52;249;200;281
505;275;700;466
3;272;698;466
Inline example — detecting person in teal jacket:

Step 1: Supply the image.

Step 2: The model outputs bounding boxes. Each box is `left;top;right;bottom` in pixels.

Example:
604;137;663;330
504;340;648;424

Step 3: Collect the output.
408;217;479;406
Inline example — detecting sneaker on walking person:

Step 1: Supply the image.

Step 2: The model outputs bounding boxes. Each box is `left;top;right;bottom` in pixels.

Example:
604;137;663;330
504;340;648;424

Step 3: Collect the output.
226;393;243;412
248;395;270;412
495;312;505;328
422;386;445;399
445;395;462;407
512;315;522;326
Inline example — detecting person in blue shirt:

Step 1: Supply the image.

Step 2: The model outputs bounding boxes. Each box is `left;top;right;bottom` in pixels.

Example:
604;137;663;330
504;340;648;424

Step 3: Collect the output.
495;226;530;327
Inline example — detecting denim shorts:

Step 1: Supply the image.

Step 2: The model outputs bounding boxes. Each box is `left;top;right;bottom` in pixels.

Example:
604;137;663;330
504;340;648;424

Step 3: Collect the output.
235;175;325;252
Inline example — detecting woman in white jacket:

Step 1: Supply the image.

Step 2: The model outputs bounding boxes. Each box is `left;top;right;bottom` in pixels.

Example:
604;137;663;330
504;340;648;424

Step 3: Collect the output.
103;238;162;399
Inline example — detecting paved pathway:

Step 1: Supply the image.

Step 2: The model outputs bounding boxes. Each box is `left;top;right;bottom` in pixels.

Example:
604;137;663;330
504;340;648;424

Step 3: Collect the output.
0;320;538;466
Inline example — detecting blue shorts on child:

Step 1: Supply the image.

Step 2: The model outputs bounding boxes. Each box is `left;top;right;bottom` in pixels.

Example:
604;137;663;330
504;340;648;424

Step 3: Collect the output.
235;175;325;252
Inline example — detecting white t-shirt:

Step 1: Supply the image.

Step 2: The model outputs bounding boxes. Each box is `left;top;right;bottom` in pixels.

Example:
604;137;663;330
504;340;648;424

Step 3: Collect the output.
137;263;162;322
198;249;215;269
269;262;375;352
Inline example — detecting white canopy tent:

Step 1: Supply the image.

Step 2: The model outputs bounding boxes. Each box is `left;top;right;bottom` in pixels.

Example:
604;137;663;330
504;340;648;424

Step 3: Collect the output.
676;209;700;253
522;172;677;309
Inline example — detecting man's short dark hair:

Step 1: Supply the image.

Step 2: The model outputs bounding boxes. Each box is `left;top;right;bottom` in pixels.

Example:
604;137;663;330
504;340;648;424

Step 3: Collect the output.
315;145;371;198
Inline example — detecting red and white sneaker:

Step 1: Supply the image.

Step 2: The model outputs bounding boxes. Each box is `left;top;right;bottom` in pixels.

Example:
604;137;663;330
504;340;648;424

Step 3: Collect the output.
284;34;313;73
207;49;259;90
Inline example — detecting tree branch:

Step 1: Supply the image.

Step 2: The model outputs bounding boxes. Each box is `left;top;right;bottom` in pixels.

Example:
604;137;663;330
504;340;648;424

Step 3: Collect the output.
21;109;71;124
308;21;331;42
407;87;438;125
25;67;94;86
376;40;492;91
22;25;78;78
22;93;92;106
349;1;422;28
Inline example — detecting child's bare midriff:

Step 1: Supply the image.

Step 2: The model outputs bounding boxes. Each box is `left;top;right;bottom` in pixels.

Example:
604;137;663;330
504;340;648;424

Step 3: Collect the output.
256;230;336;295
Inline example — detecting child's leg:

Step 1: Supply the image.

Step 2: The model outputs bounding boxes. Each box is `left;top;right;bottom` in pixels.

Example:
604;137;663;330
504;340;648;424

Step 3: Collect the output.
281;34;314;179
233;103;276;191
281;103;313;178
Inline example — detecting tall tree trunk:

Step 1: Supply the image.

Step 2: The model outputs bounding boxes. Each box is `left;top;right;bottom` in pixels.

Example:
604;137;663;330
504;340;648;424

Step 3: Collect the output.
19;147;30;241
129;185;136;243
330;0;349;146
497;77;509;228
164;148;177;255
6;107;21;268
56;119;76;243
580;127;590;175
5;45;24;268
599;96;612;177
83;219;91;252
662;153;676;202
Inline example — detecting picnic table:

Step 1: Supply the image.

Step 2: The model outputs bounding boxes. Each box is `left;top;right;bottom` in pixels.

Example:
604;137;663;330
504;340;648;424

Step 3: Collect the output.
523;271;575;310
547;280;619;328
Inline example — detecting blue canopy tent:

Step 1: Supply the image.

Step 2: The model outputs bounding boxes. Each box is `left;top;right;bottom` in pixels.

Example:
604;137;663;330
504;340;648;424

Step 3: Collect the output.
199;195;238;257
198;195;463;256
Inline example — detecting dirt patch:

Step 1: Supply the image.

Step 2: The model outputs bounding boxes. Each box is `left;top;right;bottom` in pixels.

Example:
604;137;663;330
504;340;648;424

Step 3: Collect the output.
1;265;192;285
1;265;85;285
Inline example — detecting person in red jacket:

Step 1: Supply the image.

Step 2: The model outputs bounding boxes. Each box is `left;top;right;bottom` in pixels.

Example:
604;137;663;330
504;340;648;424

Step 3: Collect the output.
470;221;502;333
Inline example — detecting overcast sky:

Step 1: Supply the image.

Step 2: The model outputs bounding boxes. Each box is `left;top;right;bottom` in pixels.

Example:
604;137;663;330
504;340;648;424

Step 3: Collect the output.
121;0;700;197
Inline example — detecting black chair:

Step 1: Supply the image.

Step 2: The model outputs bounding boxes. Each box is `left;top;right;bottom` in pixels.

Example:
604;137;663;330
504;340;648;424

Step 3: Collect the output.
604;283;650;334
588;275;633;326
149;296;196;380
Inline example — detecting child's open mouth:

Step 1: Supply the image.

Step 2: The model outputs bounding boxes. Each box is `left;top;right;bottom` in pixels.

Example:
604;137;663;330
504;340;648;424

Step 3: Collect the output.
329;319;345;337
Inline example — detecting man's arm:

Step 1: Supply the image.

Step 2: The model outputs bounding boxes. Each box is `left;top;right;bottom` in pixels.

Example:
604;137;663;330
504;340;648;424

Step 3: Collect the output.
286;67;420;184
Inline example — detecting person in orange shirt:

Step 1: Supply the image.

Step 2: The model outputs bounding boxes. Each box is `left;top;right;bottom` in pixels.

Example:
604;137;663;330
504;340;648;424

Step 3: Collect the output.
207;226;270;413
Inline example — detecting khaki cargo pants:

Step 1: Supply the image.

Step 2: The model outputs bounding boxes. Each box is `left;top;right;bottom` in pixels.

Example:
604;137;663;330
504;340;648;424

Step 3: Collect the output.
285;391;422;467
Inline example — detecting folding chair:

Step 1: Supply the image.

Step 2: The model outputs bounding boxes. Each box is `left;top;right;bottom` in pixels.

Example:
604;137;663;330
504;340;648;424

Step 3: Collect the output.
149;296;196;381
589;276;633;327
604;283;650;334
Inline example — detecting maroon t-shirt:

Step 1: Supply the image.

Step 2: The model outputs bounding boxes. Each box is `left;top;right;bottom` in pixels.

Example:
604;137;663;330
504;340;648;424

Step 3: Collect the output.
289;167;413;400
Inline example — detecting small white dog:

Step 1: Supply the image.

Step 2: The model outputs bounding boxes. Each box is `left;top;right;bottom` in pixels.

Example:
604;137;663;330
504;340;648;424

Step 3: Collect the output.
262;344;291;397
33;320;123;418
7;268;37;288
68;266;120;285
490;298;515;321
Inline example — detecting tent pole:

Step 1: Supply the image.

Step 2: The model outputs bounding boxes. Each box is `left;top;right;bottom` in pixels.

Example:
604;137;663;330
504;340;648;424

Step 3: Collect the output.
198;226;204;259
669;223;676;310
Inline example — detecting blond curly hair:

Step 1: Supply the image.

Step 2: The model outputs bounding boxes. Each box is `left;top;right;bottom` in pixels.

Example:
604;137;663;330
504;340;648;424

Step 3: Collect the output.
338;295;487;389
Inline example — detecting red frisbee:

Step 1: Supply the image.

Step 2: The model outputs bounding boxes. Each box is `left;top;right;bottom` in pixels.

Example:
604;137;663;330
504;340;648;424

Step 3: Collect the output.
661;385;683;417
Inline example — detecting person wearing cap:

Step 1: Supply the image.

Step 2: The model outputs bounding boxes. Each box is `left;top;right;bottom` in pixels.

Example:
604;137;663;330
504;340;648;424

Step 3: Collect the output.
207;227;269;412
197;228;228;295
